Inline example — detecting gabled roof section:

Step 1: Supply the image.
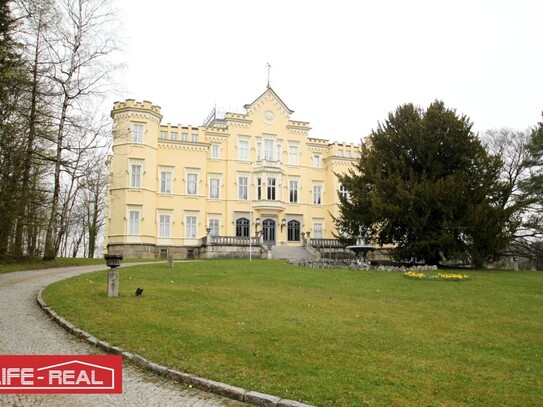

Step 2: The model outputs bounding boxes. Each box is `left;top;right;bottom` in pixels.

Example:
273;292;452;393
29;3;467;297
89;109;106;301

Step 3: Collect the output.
244;87;294;115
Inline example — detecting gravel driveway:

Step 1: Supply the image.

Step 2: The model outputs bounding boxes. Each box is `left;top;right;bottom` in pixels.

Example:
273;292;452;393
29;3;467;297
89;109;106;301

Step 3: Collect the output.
0;264;245;406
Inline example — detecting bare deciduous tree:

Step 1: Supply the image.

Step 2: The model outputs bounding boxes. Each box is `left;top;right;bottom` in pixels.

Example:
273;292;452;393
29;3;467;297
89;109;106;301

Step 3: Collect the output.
41;0;119;260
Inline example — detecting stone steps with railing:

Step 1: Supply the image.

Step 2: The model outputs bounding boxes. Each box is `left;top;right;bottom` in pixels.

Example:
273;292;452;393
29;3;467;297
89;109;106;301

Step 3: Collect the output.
271;245;316;260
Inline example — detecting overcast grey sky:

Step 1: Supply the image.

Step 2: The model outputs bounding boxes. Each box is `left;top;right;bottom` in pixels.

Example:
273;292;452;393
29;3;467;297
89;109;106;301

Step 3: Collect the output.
113;0;543;144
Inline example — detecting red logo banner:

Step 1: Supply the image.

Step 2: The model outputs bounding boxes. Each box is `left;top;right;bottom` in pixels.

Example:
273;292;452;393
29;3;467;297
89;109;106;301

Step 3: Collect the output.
0;355;122;394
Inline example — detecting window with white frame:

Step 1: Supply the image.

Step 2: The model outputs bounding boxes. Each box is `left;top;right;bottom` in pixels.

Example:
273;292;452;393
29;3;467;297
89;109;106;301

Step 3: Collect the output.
313;222;324;238
264;139;274;161
338;149;343;157
181;133;188;141
346;150;351;158
211;144;220;159
160;131;167;140
132;123;144;143
339;183;349;200
209;177;220;199
267;177;276;200
238;139;249;160
256;140;261;160
129;160;143;188
186;215;197;238
238;176;248;200
288;145;299;165
313;183;322;205
256;177;262;200
289;179;298;203
276;143;282;162
187;172;198;195
191;134;198;142
158;214;171;238
160;169;172;194
209;218;219;236
170;132;177;140
128;207;141;235
313;154;321;168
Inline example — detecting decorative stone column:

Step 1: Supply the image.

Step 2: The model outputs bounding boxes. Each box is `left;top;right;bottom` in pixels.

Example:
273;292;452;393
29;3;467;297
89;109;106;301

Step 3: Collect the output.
104;254;123;297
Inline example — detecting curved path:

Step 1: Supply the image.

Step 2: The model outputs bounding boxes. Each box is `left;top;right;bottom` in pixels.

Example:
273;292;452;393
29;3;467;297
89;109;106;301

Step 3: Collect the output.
0;264;245;406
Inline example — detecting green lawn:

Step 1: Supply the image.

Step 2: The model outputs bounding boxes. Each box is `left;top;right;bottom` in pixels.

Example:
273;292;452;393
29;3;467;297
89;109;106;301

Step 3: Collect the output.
42;260;543;406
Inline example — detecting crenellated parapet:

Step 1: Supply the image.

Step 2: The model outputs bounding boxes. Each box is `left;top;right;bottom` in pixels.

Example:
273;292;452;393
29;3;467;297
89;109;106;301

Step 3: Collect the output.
112;99;162;115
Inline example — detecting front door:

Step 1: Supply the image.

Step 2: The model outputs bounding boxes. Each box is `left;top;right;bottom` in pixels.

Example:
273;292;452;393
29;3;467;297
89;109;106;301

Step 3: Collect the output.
262;218;276;245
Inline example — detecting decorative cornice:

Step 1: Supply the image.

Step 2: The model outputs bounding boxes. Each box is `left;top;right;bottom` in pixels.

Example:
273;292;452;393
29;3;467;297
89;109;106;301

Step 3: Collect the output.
113;111;162;124
308;146;327;154
158;142;210;152
205;135;229;143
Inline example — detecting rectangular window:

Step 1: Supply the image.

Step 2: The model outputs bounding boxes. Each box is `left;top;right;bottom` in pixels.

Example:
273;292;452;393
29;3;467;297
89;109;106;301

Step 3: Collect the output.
257;177;262;200
181;133;188;141
313;184;322;205
289;180;298;203
132;123;143;143
313;222;323;239
160;170;172;194
264;139;274;161
191;134;198;142
159;214;171;238
238;176;248;200
211;144;220;158
313;154;321;168
267;177;276;200
338;149;343;157
130;163;142;188
346;150;351;158
186;215;197;238
128;210;140;235
209;178;220;199
339;184;349;199
288;145;298;165
160;131;167;139
170;132;177;140
209;219;219;236
256;141;261;161
187;173;198;195
276;143;282;162
238;139;249;160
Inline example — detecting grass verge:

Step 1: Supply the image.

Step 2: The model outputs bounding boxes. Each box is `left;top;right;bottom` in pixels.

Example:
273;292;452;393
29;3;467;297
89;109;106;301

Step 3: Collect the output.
0;257;161;274
0;257;105;274
42;260;543;406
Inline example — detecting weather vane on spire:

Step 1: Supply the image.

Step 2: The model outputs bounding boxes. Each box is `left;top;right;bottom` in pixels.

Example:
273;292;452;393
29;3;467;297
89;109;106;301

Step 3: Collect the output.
266;62;271;88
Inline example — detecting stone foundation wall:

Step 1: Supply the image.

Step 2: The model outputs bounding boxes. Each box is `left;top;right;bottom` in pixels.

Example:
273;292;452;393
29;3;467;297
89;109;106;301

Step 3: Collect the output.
201;244;265;259
106;243;263;260
107;243;157;259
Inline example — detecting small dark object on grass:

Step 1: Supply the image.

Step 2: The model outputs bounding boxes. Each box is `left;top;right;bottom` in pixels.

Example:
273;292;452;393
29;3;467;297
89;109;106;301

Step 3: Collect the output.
135;288;143;296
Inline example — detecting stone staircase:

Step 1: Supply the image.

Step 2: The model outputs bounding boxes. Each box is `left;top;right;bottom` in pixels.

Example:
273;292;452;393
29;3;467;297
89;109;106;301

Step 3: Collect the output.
270;245;316;260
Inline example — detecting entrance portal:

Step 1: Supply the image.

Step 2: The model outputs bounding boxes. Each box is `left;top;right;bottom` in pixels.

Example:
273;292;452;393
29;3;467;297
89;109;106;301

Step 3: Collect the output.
262;218;276;245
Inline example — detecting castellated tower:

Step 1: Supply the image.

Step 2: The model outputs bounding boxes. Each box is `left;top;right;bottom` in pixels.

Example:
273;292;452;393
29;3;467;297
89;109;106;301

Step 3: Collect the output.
106;100;163;257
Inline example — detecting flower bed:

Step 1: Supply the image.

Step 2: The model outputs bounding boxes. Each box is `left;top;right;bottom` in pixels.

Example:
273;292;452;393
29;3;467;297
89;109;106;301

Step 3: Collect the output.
404;271;470;281
289;258;438;272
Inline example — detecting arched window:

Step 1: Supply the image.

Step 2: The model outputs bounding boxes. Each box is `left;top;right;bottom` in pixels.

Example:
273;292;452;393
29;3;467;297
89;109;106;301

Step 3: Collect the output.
287;220;300;242
262;218;276;243
236;217;250;237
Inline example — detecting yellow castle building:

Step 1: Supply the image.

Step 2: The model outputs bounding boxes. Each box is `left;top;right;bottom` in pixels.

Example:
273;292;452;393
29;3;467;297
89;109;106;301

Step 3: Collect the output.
105;87;360;259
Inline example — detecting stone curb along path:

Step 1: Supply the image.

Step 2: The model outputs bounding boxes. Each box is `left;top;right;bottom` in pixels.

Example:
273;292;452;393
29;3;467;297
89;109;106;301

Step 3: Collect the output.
37;284;315;407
